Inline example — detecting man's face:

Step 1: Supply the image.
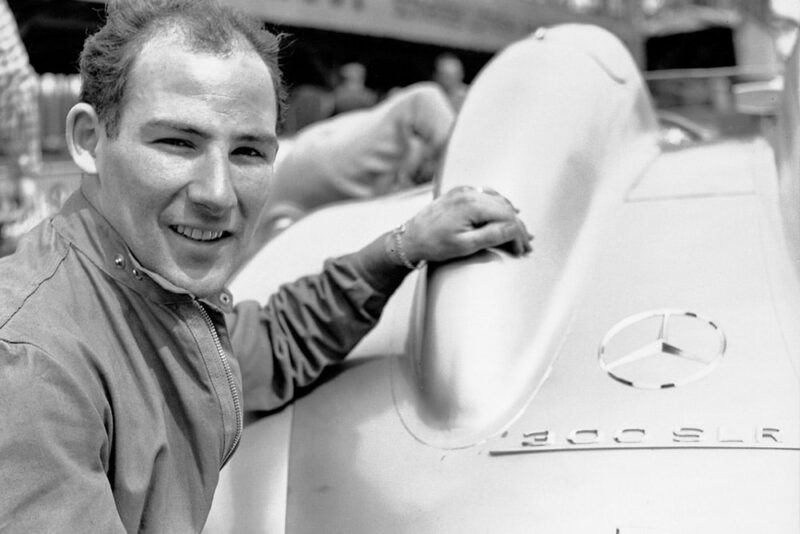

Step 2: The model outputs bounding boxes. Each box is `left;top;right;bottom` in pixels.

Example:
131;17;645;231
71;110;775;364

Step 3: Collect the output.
91;35;278;297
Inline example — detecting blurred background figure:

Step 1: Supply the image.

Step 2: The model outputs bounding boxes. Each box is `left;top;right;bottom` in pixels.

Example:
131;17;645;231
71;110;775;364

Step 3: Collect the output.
432;52;468;112
0;0;41;256
254;81;456;250
281;46;335;136
333;62;377;115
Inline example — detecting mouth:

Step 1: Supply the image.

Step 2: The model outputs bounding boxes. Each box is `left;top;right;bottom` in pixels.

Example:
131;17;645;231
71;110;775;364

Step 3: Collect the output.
170;224;231;243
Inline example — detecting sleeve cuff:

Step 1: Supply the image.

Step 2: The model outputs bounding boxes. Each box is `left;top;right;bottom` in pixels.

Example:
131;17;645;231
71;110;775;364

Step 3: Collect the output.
339;231;411;296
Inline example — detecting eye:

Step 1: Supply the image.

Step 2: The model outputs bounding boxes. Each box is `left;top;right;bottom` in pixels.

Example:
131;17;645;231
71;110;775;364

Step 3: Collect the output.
232;146;268;160
231;146;275;165
155;138;194;150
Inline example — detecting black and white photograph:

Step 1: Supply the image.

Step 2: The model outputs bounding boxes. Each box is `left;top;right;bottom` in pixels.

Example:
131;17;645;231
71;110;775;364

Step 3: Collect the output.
0;1;798;532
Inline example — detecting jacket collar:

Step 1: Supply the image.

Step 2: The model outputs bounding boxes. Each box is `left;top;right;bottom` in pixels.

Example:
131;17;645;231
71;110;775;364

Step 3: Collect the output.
52;190;233;313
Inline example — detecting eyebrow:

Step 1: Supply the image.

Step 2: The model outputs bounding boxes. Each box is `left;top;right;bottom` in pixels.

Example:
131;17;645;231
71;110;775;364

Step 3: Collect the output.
144;119;207;138
237;132;279;147
143;119;278;146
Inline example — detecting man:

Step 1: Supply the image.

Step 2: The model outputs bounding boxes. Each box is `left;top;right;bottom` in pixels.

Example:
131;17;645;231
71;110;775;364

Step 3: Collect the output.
432;52;469;112
259;81;455;244
0;0;531;532
332;62;378;114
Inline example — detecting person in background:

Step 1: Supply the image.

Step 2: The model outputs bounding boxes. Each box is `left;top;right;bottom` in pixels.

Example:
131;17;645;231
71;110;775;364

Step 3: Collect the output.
258;81;456;245
0;0;532;531
332;61;378;115
280;46;335;135
433;52;469;112
0;0;40;255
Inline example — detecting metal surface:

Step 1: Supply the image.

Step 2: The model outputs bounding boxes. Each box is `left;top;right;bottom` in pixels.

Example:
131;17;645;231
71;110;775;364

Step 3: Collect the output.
597;309;726;390
393;24;660;451
265;137;799;533
205;23;800;534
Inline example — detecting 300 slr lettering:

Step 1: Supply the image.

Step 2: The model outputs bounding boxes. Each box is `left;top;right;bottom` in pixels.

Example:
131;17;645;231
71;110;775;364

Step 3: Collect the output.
518;426;782;447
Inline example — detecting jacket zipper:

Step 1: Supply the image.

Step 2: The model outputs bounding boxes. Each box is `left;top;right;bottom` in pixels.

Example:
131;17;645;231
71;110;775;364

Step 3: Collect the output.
193;300;243;467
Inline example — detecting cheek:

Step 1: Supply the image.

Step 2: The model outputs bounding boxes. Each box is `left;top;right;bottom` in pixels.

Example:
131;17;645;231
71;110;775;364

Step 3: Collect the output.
107;163;159;207
99;141;150;191
98;155;173;224
238;170;273;213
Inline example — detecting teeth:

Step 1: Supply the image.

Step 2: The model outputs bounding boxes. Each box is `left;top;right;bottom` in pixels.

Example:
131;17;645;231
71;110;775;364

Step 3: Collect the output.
174;225;224;242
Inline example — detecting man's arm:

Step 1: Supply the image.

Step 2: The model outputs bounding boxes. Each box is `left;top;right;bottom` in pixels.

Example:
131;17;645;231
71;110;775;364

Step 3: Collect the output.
0;342;126;532
228;251;403;412
229;186;532;412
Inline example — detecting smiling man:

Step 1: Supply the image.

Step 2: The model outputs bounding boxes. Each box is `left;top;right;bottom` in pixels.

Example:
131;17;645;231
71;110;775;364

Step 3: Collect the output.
0;0;531;531
70;26;280;296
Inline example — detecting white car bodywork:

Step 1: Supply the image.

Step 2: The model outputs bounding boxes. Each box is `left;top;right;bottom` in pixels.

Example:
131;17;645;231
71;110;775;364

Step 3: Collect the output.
205;23;800;534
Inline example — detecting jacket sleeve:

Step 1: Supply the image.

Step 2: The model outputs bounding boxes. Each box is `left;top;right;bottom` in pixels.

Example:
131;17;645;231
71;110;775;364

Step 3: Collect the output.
227;233;410;412
0;341;126;533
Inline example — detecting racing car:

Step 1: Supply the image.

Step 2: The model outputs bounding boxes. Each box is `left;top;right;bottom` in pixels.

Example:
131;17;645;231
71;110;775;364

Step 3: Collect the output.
204;23;800;534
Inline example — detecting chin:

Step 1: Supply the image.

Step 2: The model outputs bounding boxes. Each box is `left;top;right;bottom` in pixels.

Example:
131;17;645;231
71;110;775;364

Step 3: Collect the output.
167;269;230;298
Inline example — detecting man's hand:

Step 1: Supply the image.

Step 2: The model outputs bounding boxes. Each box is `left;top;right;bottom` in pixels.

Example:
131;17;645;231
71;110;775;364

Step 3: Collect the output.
398;185;533;265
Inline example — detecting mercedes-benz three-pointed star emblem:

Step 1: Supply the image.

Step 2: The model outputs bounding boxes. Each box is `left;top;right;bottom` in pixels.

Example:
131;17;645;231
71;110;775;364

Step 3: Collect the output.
598;310;726;389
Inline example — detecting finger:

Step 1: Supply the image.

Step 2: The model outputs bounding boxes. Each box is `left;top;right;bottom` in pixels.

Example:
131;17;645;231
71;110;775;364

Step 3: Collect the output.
458;220;526;254
473;186;497;196
512;236;524;256
461;197;531;255
447;185;518;212
494;236;527;257
509;233;533;256
462;194;520;227
503;218;533;256
473;187;519;212
518;220;534;254
522;236;531;254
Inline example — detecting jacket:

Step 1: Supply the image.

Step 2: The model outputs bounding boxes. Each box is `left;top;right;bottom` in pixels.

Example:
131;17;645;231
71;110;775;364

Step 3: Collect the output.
0;191;407;532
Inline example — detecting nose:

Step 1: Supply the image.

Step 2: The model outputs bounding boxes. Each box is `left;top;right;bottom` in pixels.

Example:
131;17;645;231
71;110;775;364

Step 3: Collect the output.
188;149;237;214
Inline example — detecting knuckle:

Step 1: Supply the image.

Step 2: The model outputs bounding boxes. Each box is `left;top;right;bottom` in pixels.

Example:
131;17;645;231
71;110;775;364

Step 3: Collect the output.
451;185;473;197
500;222;518;240
456;233;479;253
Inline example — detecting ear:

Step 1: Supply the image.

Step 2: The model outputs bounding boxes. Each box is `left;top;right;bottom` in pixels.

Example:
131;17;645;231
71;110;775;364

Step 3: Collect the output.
66;103;102;175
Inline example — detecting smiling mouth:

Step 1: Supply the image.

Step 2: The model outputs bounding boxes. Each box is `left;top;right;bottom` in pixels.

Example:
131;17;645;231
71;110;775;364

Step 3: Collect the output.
171;224;230;242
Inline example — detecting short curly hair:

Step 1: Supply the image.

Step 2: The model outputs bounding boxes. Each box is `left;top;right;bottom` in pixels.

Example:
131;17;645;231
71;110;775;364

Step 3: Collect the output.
79;0;286;137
